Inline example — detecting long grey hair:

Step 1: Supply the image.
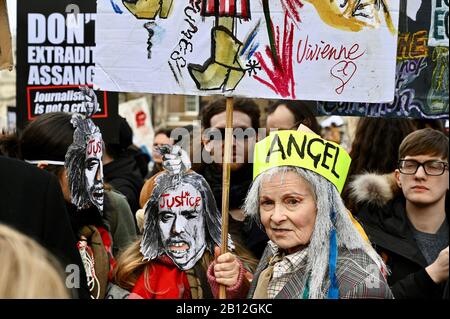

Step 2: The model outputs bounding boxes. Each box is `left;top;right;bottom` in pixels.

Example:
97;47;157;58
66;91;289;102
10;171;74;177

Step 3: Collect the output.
65;86;103;212
140;171;234;261
243;166;386;299
65;113;103;212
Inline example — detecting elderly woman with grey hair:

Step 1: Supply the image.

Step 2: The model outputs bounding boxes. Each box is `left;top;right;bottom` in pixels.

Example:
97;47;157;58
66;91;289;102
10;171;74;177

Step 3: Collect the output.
240;129;393;299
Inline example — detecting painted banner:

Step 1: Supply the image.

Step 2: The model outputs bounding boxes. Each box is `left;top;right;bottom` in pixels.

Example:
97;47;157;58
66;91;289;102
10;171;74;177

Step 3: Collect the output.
318;0;449;119
16;0;120;142
94;0;400;103
118;97;154;156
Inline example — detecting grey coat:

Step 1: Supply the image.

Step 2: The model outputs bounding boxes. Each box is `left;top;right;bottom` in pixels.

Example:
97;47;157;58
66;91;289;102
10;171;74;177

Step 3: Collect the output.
105;190;138;256
248;245;394;299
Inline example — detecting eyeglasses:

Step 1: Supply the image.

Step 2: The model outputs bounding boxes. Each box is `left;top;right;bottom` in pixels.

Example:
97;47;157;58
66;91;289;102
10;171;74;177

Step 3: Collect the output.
398;159;449;176
153;143;168;148
204;128;256;141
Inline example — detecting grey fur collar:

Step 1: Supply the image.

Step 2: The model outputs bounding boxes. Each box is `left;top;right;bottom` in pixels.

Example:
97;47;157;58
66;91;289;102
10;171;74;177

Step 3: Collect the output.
349;173;400;207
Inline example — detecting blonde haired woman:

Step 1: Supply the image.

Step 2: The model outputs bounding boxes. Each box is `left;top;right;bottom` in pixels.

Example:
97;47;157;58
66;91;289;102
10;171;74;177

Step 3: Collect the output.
0;224;70;299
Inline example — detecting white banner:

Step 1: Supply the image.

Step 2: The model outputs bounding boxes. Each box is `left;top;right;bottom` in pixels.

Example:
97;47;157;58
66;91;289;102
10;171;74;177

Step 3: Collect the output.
94;0;400;103
119;97;154;156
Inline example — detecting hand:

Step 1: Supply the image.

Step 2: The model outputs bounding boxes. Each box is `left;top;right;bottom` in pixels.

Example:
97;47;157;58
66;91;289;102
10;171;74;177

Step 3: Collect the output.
162;145;191;175
213;246;240;287
426;246;449;284
79;85;99;117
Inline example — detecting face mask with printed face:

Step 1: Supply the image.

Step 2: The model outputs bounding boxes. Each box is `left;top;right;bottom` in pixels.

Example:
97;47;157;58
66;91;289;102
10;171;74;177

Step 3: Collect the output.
85;132;104;212
158;182;206;269
66;109;104;213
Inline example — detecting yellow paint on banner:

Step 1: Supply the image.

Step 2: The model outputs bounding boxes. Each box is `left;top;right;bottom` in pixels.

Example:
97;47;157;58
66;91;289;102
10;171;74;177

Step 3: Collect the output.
123;0;174;19
305;0;396;35
253;130;351;193
0;0;13;71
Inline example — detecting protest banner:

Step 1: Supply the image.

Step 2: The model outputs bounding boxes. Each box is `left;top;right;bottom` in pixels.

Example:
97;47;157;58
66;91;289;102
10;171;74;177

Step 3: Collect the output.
94;1;401;298
16;0;120;142
318;0;449;119
118;97;154;155
93;0;400;103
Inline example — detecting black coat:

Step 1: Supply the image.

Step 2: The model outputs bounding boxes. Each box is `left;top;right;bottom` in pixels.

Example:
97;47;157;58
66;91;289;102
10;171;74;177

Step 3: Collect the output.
358;195;448;299
0;156;90;299
103;154;144;215
200;163;268;259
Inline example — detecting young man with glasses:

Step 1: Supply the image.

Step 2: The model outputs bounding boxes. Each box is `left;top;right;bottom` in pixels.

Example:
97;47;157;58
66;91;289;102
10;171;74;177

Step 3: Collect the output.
353;128;449;299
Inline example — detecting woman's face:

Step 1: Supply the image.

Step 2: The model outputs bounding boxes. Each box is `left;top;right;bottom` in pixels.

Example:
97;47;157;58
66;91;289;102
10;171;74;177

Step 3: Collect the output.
266;104;297;131
259;171;317;254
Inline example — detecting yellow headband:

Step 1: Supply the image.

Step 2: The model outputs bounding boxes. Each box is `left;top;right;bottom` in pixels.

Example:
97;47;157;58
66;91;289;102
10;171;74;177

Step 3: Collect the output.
253;130;351;193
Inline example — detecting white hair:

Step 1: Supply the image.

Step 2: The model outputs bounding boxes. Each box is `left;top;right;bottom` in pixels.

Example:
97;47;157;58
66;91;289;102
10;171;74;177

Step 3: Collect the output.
243;166;386;298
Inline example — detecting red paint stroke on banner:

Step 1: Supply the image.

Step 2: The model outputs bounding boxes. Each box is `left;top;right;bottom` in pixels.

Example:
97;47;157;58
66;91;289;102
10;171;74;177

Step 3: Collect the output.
229;0;235;15
240;0;249;19
202;0;250;18
254;12;296;98
220;0;226;14
280;0;304;24
330;60;358;94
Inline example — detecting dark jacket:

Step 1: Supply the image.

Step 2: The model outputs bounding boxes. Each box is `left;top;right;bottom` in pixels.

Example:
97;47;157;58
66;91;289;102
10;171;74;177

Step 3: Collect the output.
200;163;268;259
104;190;138;255
103;154;144;215
67;189;138;256
0;156;90;299
351;173;448;299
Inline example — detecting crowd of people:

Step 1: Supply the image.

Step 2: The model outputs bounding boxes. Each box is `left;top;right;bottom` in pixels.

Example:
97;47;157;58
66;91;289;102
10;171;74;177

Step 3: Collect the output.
0;92;448;299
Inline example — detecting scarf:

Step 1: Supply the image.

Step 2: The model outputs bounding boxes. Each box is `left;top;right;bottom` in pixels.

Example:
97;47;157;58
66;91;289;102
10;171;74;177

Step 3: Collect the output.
131;255;191;299
131;255;213;299
202;163;253;210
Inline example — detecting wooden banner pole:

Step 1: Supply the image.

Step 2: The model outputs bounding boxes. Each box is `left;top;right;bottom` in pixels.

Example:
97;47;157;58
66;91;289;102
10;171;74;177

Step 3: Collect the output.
219;96;234;299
